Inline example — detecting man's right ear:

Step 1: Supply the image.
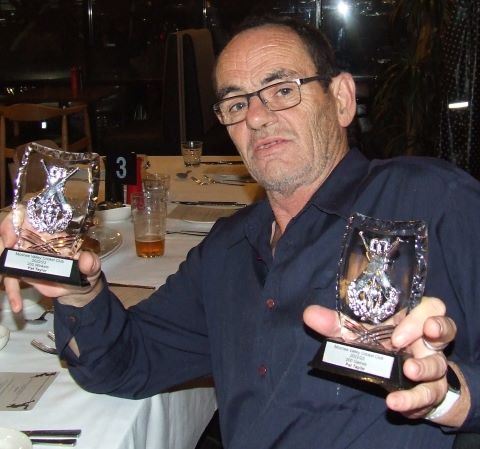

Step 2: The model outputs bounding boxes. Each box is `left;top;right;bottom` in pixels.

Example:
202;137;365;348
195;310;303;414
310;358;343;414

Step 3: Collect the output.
329;72;357;128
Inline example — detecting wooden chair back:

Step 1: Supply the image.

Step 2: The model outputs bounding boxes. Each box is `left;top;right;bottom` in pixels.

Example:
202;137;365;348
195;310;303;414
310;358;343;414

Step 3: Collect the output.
0;103;92;207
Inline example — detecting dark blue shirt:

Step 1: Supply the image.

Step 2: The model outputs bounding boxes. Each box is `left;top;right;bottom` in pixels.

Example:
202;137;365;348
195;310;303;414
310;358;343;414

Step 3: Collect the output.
55;148;480;449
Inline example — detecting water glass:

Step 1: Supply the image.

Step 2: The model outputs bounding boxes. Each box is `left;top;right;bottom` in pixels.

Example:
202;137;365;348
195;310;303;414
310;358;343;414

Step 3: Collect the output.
143;172;170;198
181;140;203;166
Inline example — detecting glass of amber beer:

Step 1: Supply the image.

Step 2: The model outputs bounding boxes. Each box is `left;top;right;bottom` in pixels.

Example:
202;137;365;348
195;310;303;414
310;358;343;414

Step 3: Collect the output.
131;191;167;257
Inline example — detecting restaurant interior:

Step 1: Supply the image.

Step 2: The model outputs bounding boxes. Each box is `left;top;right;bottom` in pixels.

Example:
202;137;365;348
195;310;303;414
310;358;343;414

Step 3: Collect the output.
0;0;478;202
0;1;478;448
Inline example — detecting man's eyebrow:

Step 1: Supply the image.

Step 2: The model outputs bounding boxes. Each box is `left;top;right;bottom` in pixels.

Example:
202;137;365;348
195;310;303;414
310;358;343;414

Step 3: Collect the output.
263;70;293;84
216;70;296;99
216;85;242;100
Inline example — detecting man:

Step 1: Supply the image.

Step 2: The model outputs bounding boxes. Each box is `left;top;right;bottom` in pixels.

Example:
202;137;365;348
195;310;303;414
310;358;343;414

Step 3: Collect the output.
2;15;479;449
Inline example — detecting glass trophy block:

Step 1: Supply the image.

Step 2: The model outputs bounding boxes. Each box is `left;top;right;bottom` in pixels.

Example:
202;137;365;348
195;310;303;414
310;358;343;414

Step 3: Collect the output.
310;213;428;391
0;142;100;285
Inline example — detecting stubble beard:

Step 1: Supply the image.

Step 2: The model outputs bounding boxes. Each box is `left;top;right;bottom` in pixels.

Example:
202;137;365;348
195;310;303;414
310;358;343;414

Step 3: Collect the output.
247;100;345;196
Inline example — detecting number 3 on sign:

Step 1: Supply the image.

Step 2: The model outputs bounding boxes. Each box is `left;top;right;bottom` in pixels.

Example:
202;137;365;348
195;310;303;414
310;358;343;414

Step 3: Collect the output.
106;151;136;185
116;156;127;179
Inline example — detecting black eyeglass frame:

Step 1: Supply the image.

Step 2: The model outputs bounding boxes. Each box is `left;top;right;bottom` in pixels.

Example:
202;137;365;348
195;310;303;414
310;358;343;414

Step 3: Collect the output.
213;75;330;125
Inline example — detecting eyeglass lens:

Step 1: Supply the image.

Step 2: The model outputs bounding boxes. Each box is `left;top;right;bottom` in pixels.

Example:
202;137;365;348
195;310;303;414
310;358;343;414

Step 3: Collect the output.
215;81;301;125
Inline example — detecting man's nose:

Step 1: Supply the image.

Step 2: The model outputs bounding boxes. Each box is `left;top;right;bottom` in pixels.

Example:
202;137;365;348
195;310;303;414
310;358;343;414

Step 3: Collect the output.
245;95;276;130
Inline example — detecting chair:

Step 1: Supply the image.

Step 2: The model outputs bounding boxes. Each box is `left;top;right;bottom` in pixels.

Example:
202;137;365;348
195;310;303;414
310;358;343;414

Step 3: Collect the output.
0;103;92;207
101;28;236;157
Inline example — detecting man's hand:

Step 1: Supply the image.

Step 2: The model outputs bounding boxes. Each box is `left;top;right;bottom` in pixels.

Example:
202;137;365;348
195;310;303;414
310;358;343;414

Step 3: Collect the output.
303;297;469;427
1;213;103;312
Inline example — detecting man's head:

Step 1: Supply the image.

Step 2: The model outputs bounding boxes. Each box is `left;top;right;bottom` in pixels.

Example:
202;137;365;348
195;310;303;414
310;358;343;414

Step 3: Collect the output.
214;15;356;197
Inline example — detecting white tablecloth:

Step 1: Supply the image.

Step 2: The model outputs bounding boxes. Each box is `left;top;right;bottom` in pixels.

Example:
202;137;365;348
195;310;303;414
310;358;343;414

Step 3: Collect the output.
0;156;263;448
0;316;216;449
100;155;263;288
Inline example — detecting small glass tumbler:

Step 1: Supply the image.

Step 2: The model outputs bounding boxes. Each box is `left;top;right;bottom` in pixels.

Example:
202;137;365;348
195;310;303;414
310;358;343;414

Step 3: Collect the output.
143;172;170;199
131;191;167;258
181;140;203;167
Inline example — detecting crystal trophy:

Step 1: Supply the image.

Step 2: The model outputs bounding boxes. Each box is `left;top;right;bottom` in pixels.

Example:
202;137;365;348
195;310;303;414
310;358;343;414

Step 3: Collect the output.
310;213;428;391
0;142;100;286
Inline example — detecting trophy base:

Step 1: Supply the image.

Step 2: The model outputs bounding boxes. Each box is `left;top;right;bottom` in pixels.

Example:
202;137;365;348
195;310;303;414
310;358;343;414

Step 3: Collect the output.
310;337;415;391
0;248;88;286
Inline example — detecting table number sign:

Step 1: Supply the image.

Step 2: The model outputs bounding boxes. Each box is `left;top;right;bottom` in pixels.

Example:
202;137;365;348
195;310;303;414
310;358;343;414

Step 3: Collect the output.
310;213;428;391
105;152;149;203
106;151;137;186
0;142;100;285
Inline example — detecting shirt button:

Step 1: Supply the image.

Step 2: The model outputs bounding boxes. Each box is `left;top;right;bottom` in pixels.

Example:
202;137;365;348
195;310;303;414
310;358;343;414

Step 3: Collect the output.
265;298;276;309
67;315;77;325
257;364;268;377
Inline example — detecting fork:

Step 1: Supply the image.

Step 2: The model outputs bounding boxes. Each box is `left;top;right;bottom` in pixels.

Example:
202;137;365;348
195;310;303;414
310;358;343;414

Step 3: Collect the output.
25;309;54;324
191;176;208;185
31;339;57;355
201;175;246;186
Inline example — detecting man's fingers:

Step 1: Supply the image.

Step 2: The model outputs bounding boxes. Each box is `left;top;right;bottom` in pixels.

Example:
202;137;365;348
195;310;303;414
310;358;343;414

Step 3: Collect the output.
0;213;17;248
391;297;447;349
77;251;102;278
403;353;448;383
303;305;341;339
422;316;457;351
3;277;23;313
386;380;446;417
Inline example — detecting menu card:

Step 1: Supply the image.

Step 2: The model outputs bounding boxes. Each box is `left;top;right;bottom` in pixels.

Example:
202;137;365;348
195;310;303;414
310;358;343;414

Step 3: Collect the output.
168;205;238;223
0;372;58;411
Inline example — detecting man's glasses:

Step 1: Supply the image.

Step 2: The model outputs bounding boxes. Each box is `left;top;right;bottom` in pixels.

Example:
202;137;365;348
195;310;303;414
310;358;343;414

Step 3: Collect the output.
213;75;329;126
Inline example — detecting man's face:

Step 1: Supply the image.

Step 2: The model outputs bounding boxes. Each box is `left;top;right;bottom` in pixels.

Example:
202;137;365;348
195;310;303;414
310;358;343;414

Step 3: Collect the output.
215;25;348;196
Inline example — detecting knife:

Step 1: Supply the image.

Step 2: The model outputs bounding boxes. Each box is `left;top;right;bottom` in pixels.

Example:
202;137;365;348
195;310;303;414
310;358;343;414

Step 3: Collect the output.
23;430;81;438
170;201;246;207
30;438;77;446
200;161;244;165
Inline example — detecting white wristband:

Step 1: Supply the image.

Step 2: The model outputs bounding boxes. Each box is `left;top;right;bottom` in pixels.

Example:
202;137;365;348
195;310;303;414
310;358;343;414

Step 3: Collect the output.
425;389;460;421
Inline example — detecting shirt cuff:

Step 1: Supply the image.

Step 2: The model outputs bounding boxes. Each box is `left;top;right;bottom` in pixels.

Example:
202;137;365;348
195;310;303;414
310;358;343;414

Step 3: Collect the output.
53;273;120;362
450;360;480;432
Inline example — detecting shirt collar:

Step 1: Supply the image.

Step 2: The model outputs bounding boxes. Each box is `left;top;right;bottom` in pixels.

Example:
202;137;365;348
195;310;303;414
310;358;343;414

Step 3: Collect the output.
243;147;369;242
309;147;369;218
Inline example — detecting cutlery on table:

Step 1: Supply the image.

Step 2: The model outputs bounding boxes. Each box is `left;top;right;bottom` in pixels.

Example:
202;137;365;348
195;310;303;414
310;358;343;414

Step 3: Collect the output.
200;161;244;165
191;176;208;185
31;339;57;355
191;176;245;186
25;309;54;324
202;175;247;186
22;430;81;438
22;429;81;446
108;282;156;290
166;230;209;237
175;170;192;179
170;200;246;207
47;331;56;342
30;438;77;446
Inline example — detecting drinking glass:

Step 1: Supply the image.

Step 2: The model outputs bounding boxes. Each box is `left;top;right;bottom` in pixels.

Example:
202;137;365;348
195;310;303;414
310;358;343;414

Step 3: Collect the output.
131;191;167;258
181;141;203;167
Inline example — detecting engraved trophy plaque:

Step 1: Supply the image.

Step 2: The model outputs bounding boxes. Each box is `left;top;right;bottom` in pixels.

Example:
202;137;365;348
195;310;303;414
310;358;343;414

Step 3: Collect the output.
310;213;428;391
0;142;100;285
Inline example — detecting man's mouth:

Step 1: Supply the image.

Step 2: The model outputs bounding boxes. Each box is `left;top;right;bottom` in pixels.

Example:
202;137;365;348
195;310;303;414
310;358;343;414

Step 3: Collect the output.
254;138;286;151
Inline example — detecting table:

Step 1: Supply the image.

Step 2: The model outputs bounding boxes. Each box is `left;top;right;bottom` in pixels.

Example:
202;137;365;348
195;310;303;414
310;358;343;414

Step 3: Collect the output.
0;315;216;449
0;155;262;448
102;156;264;292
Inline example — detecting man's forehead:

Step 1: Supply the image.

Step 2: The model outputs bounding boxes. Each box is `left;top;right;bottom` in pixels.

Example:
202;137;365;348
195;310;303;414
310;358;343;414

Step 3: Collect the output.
215;26;313;93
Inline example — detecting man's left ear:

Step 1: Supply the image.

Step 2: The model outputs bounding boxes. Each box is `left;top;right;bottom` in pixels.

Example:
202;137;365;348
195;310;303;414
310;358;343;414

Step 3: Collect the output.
330;73;356;128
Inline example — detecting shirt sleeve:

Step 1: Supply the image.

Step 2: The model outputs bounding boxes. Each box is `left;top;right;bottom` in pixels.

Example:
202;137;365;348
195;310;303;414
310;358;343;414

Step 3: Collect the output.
53;241;213;399
429;174;480;432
